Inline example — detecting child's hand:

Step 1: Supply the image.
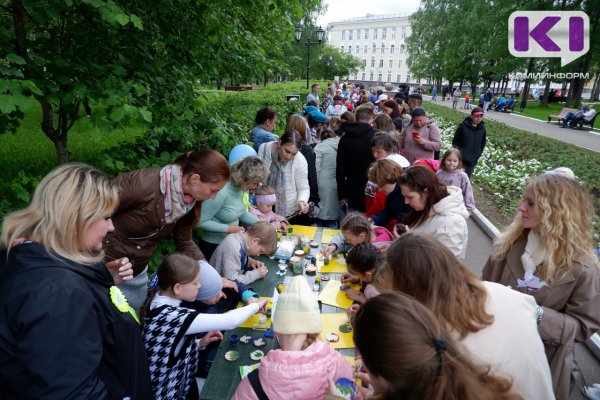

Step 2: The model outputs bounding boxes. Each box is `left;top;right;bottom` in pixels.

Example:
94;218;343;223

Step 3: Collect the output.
347;304;361;319
257;265;268;278
322;244;337;258
279;219;290;230
345;289;366;304
221;277;238;294
255;298;268;314
198;331;223;348
341;272;360;284
106;257;133;285
249;258;265;269
355;371;375;399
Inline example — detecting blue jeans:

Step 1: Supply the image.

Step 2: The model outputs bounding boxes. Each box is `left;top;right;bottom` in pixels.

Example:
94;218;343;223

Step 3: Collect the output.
562;112;577;127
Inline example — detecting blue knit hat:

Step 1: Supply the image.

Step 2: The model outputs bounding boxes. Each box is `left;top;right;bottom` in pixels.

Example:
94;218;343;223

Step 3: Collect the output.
308;110;327;123
196;260;223;301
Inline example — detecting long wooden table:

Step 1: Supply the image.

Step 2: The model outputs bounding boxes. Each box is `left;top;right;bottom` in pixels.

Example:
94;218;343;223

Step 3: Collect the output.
200;227;353;399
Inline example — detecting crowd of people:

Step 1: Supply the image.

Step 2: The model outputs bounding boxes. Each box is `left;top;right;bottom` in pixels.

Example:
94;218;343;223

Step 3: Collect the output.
0;80;598;400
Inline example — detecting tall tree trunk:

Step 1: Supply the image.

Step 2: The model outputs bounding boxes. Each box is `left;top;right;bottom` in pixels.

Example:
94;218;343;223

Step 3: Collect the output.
520;58;535;111
591;74;600;101
541;79;551;107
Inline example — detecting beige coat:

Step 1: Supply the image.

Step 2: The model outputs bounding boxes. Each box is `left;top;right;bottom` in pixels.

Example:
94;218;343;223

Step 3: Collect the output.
482;237;600;400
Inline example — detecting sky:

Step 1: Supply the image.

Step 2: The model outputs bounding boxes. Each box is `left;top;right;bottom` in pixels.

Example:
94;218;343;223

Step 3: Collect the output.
317;0;421;27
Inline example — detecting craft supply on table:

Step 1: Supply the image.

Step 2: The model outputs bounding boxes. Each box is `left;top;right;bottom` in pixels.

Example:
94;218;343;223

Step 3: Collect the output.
317;280;361;309
230;334;239;346
320;313;356;349
253;338;267;348
250;350;265;361
274;236;295;260
305;263;317;275
236;297;273;329
287;225;318;240
335;377;357;400
290;256;304;275
239;335;252;344
225;350;240;361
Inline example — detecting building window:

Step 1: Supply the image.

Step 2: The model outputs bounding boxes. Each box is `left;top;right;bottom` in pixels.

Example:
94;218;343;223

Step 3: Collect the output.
372;43;376;53
374;28;378;40
392;27;396;39
397;74;401;82
387;72;391;81
342;30;345;40
406;73;411;82
370;72;374;81
364;45;367;54
382;28;387;39
357;29;361;40
371;57;375;67
365;29;368;39
356;46;360;54
349;45;352;54
341;46;344;53
349;30;353;40
400;45;405;53
364;59;367;68
390;44;395;54
378;73;382;81
379;59;383;68
381;43;385;54
401;27;406;39
398;60;403;68
362;72;365;80
388;59;393;68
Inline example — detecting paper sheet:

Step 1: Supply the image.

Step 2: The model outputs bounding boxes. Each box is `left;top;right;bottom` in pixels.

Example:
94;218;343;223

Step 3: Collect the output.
319;256;348;274
236;297;272;329
321;229;341;244
287;225;318;240
320;313;355;349
317;279;361;309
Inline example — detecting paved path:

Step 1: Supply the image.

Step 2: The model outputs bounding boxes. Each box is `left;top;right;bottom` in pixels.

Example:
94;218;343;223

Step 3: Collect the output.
426;97;600;153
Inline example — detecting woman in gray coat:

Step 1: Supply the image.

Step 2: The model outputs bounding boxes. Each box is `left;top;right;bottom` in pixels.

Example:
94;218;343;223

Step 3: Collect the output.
314;128;340;227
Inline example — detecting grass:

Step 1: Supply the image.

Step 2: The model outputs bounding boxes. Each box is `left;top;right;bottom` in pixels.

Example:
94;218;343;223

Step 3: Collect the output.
512;101;568;121
0;98;148;177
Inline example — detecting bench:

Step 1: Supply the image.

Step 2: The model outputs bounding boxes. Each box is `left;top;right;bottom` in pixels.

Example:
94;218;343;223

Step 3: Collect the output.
547;107;578;124
224;85;253;92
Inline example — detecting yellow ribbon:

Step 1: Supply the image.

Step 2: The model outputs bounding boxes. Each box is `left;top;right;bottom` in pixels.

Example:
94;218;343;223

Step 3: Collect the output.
242;191;251;211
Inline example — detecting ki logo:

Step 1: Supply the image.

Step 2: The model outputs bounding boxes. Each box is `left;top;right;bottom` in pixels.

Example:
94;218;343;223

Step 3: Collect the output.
509;11;589;66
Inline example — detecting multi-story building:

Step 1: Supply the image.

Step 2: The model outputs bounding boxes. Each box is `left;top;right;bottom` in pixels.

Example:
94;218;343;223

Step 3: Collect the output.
327;14;413;85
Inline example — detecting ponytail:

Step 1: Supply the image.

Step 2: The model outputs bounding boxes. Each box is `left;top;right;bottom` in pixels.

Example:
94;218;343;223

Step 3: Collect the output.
138;287;159;329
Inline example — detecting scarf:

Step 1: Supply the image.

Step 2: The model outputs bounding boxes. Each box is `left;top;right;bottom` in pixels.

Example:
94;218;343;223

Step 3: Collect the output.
159;164;196;224
521;230;546;275
262;143;288;217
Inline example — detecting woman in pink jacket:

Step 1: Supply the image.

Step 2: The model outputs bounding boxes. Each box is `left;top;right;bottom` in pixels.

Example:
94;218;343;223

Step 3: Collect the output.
233;276;353;400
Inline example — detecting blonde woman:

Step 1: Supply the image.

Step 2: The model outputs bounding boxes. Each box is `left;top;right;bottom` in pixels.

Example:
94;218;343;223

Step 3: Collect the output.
483;172;600;400
0;164;151;398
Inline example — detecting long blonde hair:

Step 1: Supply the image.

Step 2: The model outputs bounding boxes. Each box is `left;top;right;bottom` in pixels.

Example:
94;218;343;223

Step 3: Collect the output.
1;163;119;265
493;174;598;282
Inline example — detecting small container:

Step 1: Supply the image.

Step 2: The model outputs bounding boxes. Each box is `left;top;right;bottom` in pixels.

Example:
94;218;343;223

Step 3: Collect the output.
230;334;239;346
305;264;317;275
323;257;330;265
277;282;285;293
294;249;305;259
290;256;303;275
288;226;293;234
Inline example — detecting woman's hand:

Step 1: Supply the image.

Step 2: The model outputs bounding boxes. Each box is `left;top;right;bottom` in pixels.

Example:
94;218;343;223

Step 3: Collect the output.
106;257;133;285
392;224;409;239
298;201;309;214
255;298;268;314
198;331;223;348
227;225;245;234
345;289;366;304
347;303;361;319
322;244;337;258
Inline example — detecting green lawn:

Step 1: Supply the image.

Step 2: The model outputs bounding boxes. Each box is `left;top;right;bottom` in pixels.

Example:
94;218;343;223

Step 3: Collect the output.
512;101;567;121
0;98;148;177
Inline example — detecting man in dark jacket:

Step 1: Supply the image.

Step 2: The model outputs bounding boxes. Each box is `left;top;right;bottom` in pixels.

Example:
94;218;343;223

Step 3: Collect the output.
336;105;377;212
452;107;487;177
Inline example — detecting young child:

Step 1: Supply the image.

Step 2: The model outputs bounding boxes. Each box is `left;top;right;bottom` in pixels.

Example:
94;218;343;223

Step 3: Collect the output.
464;93;471;109
249;185;289;230
322;212;393;258
365;132;409;218
140;253;267;400
436;148;475;214
210;221;277;285
341;243;382;304
232;276;353;400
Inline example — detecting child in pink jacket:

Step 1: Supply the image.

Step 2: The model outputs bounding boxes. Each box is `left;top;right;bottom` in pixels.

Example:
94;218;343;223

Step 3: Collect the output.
233;276;353;400
249;185;290;231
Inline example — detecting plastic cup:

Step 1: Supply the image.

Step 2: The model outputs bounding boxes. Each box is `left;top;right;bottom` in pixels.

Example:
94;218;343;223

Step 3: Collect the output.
230;334;239;346
277;283;285;293
324;258;330;265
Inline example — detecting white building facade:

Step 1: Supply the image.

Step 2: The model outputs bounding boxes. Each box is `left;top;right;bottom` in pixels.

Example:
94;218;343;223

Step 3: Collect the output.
328;14;413;85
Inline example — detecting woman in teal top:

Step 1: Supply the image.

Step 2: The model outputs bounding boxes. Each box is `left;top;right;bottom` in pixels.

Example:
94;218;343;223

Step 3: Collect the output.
197;156;268;260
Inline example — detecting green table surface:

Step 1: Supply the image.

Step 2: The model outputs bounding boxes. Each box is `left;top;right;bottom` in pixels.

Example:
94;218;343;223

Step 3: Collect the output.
200;227;354;400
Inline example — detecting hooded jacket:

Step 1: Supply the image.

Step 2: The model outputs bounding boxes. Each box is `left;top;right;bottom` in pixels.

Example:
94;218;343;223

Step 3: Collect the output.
336;121;377;211
232;340;353;400
411;186;469;259
452;117;487;165
0;243;152;399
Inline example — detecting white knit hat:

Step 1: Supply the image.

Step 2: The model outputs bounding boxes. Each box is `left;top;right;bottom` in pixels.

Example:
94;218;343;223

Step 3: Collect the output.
272;276;322;334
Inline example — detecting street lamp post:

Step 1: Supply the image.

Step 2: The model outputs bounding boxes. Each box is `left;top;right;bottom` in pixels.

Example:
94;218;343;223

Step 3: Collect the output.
296;23;325;89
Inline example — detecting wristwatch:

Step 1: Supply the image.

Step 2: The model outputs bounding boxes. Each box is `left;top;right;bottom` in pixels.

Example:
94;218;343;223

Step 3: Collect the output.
535;305;544;324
